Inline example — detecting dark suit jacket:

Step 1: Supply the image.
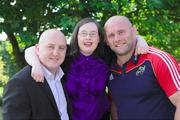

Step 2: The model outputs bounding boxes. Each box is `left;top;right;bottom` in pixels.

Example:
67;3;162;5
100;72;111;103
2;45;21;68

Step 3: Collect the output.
3;65;72;120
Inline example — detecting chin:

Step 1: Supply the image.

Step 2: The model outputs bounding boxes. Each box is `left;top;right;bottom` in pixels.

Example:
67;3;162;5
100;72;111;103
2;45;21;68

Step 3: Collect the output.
49;63;59;68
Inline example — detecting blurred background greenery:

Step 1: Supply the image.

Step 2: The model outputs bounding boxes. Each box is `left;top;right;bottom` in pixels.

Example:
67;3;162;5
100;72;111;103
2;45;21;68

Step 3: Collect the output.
0;0;179;118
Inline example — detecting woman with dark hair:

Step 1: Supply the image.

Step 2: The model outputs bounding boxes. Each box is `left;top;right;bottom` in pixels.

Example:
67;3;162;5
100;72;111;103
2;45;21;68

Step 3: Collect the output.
24;18;148;120
64;18;110;120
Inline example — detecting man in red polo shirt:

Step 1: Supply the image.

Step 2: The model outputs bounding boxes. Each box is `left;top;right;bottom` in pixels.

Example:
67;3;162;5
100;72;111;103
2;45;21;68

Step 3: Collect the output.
104;16;180;120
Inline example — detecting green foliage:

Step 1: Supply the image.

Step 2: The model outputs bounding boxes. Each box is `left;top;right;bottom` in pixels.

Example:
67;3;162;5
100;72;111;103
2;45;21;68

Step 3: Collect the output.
0;41;20;78
0;55;8;105
0;0;179;89
0;57;9;85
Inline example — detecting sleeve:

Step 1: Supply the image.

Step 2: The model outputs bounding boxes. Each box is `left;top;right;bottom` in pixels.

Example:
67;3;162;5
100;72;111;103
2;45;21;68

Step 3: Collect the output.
3;77;31;120
149;47;180;96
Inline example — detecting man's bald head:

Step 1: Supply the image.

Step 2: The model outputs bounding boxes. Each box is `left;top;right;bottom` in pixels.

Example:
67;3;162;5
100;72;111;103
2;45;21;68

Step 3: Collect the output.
104;16;132;30
38;29;66;44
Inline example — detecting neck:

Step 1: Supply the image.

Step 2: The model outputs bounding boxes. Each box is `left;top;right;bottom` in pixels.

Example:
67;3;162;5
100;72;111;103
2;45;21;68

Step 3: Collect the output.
50;69;57;76
117;47;135;66
42;64;57;76
80;51;93;56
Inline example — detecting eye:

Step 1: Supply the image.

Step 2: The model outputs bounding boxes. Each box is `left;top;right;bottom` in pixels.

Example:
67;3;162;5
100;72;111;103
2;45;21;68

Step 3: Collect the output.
108;34;114;39
79;32;88;37
47;45;54;49
89;32;98;37
117;30;124;35
59;46;67;51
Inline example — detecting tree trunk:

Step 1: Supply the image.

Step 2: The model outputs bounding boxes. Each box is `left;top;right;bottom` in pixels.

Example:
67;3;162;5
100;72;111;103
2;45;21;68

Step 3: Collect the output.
6;31;26;69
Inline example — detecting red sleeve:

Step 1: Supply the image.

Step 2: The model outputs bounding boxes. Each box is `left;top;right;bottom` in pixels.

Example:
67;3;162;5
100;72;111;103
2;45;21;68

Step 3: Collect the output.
149;47;180;96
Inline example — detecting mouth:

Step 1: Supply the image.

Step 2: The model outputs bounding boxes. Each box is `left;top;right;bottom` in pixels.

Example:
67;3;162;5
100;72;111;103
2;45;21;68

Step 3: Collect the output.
84;42;93;47
115;43;126;47
49;58;59;62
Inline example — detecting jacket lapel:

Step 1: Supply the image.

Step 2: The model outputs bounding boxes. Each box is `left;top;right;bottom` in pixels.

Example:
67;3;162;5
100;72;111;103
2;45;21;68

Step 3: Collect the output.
40;79;60;117
61;77;72;119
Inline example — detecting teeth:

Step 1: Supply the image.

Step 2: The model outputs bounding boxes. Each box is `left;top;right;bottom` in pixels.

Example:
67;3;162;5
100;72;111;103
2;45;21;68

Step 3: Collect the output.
115;43;126;47
115;44;123;47
84;42;92;46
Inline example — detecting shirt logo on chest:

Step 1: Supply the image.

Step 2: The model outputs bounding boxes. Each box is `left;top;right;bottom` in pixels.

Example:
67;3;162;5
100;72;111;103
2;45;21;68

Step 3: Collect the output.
136;65;146;76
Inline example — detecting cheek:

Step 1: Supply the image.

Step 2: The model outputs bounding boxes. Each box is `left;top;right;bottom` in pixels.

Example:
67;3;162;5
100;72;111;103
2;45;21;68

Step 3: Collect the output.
38;54;47;64
60;51;66;57
106;39;112;46
77;38;83;48
59;53;66;63
40;50;51;60
119;34;128;39
127;35;134;43
94;38;100;47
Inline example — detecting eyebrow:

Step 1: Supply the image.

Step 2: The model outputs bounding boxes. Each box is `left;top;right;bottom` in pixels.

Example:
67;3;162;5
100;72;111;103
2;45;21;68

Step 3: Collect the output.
47;43;66;46
79;30;97;32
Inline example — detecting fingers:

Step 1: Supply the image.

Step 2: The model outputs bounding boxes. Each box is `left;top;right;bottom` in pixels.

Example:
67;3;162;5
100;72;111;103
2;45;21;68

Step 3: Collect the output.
135;46;149;55
138;46;149;54
31;72;44;82
31;66;44;82
136;35;149;55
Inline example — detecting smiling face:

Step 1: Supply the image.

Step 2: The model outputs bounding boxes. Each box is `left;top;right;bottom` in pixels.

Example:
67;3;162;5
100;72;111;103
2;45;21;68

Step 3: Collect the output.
105;16;137;56
77;22;100;56
36;29;67;74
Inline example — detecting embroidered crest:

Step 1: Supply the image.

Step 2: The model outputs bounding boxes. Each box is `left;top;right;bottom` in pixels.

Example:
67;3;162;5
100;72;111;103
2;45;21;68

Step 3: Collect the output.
136;65;146;76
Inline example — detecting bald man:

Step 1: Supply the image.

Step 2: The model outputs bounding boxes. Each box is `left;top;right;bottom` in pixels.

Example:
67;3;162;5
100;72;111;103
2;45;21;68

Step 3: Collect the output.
104;16;180;120
3;29;71;120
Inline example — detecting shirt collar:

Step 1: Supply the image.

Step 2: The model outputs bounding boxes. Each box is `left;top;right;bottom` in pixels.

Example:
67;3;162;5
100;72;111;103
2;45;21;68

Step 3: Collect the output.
111;50;139;71
42;65;64;82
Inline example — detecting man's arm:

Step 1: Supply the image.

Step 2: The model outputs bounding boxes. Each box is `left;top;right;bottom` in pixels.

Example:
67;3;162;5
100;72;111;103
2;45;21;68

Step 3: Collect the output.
169;91;180;120
149;47;180;120
110;100;118;120
3;78;31;119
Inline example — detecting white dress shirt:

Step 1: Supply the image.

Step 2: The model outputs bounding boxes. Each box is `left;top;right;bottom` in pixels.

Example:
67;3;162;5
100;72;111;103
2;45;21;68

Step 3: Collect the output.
42;66;69;120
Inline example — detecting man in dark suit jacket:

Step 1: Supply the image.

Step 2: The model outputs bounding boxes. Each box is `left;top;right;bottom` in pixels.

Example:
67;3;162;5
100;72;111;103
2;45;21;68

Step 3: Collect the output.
3;29;71;120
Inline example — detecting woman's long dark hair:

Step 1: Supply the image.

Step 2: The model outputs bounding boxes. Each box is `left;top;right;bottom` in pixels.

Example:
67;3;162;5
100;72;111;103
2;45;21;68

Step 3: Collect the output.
69;18;108;59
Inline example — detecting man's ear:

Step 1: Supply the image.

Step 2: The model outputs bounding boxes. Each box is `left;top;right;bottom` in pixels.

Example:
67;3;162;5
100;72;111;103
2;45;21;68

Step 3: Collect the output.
132;26;137;37
105;39;109;46
35;44;39;55
132;26;137;33
105;35;110;46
